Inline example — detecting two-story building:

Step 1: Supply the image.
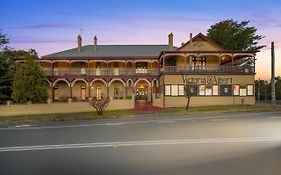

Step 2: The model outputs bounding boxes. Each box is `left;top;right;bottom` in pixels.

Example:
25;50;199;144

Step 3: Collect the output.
35;33;256;109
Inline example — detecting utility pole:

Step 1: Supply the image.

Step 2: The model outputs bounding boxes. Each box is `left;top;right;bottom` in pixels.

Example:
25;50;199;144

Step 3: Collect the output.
257;78;261;102
271;42;276;105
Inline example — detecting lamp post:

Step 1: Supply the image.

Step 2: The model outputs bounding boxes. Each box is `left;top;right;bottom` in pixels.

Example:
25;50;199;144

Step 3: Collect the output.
271;42;276;106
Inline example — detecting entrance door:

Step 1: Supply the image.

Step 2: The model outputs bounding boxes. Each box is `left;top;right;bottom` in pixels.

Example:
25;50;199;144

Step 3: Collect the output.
81;86;86;100
136;88;148;100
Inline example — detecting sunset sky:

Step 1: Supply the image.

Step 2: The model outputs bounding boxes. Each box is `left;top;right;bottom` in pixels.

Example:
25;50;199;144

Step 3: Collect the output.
1;0;280;80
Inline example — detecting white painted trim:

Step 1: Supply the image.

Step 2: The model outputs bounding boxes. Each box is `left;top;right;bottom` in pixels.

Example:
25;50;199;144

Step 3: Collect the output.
134;78;151;87
70;60;89;63
108;78;126;86
53;79;70;87
126;79;134;87
46;80;52;87
52;60;71;64
107;60;127;63
90;79;107;87
89;60;108;63
71;79;89;87
233;53;255;57
152;79;159;87
134;60;152;63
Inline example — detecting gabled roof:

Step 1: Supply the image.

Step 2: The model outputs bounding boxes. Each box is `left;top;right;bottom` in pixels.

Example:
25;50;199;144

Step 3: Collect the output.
42;45;178;58
177;33;224;51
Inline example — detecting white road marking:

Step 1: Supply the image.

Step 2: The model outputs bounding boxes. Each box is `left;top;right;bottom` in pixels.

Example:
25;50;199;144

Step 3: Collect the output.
0;111;279;131
267;116;281;119
15;125;32;128
210;119;230;122
1;137;281;152
156;120;175;124
105;122;123;126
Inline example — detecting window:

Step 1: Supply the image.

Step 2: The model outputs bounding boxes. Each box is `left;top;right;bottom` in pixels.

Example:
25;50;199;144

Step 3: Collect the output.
171;85;178;96
54;86;59;100
220;85;232;96
247;85;254;96
186;85;197;96
81;67;86;75
233;84;240;96
96;85;102;100
239;85;246;96
192;56;197;66
165;85;171;96
81;86;86;100
199;85;205;96
205;85;212;96
114;86;120;99
178;85;185;96
199;56;206;66
212;85;219;96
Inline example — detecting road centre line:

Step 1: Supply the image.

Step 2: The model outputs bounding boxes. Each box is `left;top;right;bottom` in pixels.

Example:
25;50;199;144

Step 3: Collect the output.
1;137;281;152
267;116;281;119
0;112;279;131
210;118;230;122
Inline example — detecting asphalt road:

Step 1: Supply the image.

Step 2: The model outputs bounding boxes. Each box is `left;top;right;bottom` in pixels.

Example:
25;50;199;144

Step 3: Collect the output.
0;111;281;175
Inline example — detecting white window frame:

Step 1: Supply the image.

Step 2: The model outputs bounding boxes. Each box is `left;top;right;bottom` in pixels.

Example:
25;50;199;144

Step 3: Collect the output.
171;85;179;96
233;84;240;96
247;84;254;96
240;88;247;96
205;85;212;96
165;85;171;96
199;85;205;96
212;85;219;96
178;85;185;96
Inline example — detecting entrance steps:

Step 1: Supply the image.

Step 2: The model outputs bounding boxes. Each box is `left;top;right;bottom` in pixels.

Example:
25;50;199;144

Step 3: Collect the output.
134;101;163;111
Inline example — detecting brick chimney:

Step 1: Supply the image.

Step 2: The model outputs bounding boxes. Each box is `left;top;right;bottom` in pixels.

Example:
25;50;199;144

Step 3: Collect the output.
77;35;82;52
94;36;97;51
190;33;193;43
168;33;173;51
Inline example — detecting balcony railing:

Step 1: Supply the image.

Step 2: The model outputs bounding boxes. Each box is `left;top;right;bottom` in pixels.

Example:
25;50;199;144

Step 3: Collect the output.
43;68;159;76
163;66;255;74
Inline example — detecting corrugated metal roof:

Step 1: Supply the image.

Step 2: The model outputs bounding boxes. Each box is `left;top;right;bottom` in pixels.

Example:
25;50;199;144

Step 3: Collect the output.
42;45;178;58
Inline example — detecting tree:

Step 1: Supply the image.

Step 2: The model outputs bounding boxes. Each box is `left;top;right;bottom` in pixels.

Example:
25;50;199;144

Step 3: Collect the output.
0;30;9;51
12;51;48;103
276;76;281;100
0;53;12;103
207;19;265;52
182;75;191;110
0;31;12;103
89;97;110;115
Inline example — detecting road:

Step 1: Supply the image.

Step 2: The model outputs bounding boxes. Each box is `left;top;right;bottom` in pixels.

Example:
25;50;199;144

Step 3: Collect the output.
0;111;281;175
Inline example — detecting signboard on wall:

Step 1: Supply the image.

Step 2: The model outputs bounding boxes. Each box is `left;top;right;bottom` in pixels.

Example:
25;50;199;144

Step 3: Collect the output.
182;75;232;85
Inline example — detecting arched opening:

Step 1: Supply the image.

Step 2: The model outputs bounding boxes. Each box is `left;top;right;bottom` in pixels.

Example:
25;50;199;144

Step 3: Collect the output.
72;80;89;101
53;61;71;76
53;79;70;102
108;61;126;76
126;79;134;99
109;79;126;100
90;80;107;100
135;80;151;101
89;61;107;76
39;62;52;76
71;61;88;76
126;61;134;75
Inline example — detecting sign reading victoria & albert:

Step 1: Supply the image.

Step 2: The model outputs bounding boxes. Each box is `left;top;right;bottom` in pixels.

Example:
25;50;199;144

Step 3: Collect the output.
182;75;232;85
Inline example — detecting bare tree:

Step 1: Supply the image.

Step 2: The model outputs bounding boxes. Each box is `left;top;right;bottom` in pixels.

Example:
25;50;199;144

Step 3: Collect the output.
89;97;110;115
182;75;191;110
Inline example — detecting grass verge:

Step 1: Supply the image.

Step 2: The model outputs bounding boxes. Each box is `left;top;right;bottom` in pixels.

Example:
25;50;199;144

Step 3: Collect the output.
0;103;278;125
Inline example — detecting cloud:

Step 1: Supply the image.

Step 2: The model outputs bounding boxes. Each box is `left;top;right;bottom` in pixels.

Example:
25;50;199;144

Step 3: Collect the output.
11;38;73;44
16;23;79;29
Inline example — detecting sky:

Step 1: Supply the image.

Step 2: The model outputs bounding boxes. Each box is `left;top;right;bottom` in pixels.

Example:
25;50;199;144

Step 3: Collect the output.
1;0;281;80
